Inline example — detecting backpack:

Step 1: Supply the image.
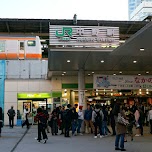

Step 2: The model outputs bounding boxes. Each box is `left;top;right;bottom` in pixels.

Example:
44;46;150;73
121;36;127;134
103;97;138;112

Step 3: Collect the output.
63;109;71;122
95;110;102;122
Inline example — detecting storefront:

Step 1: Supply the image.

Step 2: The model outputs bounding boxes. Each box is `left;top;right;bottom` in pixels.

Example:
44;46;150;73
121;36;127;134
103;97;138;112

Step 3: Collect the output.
17;93;52;125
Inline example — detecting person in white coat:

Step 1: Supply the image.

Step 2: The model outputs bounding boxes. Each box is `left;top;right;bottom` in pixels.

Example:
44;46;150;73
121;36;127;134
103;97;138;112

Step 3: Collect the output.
77;106;84;135
148;106;152;134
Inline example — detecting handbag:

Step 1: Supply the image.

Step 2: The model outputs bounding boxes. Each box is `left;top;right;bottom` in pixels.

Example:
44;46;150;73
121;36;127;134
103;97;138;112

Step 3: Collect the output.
117;114;129;126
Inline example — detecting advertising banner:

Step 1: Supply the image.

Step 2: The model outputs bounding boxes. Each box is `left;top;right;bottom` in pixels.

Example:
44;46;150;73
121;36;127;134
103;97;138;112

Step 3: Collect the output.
93;75;152;90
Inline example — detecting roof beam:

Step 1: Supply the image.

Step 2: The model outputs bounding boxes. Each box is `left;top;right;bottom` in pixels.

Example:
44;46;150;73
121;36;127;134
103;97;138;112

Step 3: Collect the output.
126;24;133;34
5;22;10;33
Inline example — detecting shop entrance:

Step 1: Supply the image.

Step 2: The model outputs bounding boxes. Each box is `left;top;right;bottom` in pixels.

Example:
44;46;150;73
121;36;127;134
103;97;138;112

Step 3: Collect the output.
17;93;52;126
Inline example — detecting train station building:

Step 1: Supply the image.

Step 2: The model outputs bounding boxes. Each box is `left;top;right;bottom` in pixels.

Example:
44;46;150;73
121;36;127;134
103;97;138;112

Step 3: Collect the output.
0;18;152;125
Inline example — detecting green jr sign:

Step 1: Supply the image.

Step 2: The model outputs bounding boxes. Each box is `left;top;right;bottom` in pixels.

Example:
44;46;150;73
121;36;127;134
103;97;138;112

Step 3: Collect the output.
56;27;73;41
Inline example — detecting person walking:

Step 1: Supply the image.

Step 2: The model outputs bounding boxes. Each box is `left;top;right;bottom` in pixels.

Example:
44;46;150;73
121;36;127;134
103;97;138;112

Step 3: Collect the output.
35;107;48;144
92;104;104;138
148;106;152;134
0;107;3;137
7;106;16;128
41;106;50;133
22;106;30;129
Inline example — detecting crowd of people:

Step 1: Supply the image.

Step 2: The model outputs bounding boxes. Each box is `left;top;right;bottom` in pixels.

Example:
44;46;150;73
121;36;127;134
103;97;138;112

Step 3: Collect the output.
24;101;152;149
0;101;152;150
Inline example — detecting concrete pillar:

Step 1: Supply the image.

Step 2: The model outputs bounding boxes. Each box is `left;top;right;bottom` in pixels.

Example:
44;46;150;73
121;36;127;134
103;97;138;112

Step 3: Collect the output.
78;69;85;107
70;90;75;106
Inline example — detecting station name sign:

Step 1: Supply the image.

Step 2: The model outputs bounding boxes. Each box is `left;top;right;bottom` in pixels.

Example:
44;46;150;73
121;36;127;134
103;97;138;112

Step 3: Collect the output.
49;25;119;47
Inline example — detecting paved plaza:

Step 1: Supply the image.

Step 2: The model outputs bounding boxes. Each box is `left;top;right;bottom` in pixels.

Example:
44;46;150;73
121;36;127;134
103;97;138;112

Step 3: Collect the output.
0;126;152;152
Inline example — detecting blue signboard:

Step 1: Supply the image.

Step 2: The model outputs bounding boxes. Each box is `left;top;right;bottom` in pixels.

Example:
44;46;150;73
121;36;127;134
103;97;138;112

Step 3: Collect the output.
0;60;5;110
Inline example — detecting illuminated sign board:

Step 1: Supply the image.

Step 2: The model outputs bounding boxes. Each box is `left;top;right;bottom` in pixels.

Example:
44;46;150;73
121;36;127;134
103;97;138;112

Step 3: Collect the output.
49;26;119;47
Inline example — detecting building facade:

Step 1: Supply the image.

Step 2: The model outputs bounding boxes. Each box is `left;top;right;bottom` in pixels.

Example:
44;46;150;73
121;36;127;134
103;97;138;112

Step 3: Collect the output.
128;0;142;19
129;0;152;21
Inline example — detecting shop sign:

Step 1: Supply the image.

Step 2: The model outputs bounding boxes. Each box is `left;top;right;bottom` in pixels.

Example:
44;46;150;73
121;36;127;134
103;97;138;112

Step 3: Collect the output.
94;75;152;89
49;25;119;47
17;93;51;99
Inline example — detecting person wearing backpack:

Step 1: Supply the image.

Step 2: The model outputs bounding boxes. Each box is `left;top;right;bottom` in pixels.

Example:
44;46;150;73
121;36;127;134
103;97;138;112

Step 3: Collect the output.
7;106;16;128
92;104;104;138
35;107;48;143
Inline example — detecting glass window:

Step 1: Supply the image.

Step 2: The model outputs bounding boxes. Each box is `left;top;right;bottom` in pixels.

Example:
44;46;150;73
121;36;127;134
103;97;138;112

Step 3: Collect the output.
20;42;24;50
0;41;5;52
27;40;36;46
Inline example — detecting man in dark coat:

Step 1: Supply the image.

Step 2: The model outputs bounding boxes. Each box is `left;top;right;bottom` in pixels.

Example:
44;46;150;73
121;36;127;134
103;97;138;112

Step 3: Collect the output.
7;106;16;128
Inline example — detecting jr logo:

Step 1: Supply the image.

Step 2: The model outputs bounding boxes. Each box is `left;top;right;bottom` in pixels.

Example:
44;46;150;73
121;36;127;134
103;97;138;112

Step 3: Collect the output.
56;27;73;37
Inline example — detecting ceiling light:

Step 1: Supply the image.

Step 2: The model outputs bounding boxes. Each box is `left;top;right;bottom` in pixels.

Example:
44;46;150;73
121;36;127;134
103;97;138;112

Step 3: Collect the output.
88;74;91;76
138;73;141;76
92;72;94;74
101;60;104;63
63;72;66;74
119;71;122;74
146;71;149;74
133;60;137;63
67;60;70;63
62;74;64;76
113;73;116;75
140;48;145;51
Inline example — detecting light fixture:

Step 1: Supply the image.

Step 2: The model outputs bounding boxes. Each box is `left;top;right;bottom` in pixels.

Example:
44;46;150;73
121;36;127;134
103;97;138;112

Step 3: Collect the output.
138;73;141;76
146;91;149;94
63;72;66;74
139;89;141;91
146;71;149;74
119;71;122;74
101;60;104;63
146;89;149;91
67;60;70;63
88;74;91;76
133;60;137;63
140;48;145;51
92;72;94;74
62;74;64;76
113;73;116;75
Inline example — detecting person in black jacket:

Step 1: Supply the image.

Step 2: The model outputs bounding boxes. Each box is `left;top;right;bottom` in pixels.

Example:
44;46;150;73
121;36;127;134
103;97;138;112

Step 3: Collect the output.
64;104;72;137
0;107;3;137
35;108;48;143
71;104;78;136
7;106;16;128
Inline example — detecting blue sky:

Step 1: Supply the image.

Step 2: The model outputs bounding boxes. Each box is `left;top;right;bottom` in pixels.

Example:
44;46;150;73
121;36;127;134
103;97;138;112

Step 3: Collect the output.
0;0;128;20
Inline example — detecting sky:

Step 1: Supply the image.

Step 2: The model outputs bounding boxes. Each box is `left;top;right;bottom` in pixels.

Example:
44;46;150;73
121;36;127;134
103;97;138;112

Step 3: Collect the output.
0;0;128;20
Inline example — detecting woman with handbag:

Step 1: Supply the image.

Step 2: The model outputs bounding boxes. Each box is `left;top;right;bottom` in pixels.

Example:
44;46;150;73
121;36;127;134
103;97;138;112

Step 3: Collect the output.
115;107;128;151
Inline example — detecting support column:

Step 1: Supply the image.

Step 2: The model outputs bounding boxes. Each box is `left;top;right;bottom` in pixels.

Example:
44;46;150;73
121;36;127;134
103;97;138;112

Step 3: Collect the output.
78;69;85;107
